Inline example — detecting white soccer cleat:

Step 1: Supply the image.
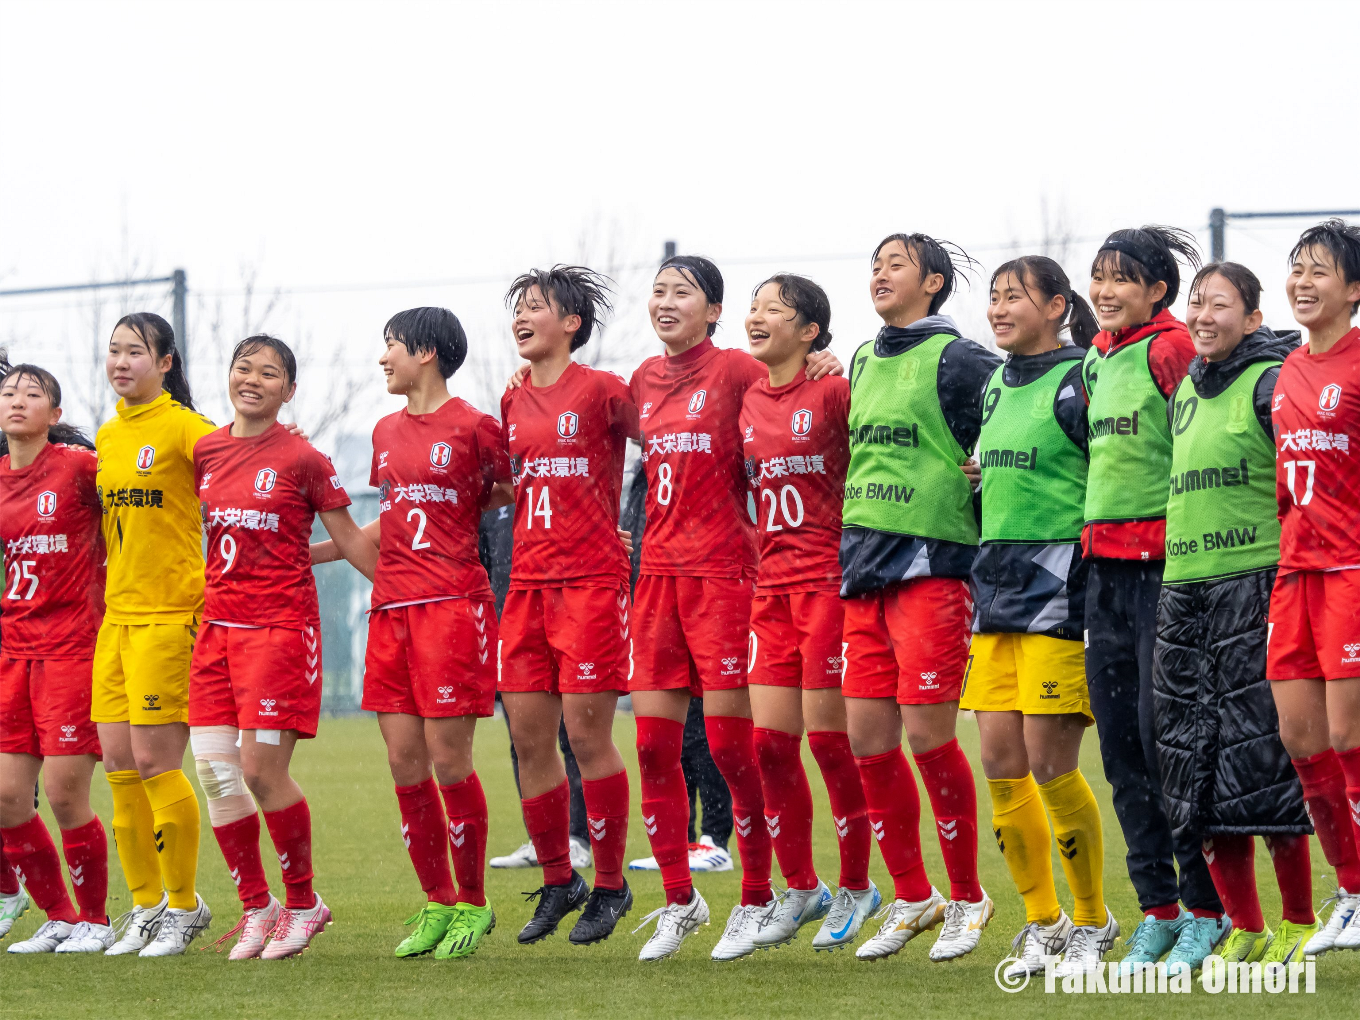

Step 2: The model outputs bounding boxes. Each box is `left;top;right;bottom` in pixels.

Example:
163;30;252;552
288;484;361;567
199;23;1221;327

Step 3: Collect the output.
929;890;994;961
634;888;710;961
855;887;947;960
1303;887;1358;955
6;918;73;953
1054;908;1119;976
54;920;115;954
812;882;882;951
1335;897;1360;950
489;841;539;869
752;881;832;949
710;901;768;961
1004;910;1074;981
689;836;733;873
627;854;660;871
105;894;168;955
218;895;281;960
569;837;593;870
139;894;212;957
0;888;30;939
262;894;332;959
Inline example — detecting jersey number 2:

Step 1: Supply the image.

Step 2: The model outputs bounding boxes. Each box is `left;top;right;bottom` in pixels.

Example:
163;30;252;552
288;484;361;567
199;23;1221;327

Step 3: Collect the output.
408;508;432;550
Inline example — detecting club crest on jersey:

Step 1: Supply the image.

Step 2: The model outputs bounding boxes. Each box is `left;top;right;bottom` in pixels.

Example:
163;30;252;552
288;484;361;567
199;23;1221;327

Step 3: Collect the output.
791;409;813;436
1320;384;1343;412
254;468;277;493
430;442;452;468
557;412;579;438
688;390;707;414
36;490;57;517
136;445;156;470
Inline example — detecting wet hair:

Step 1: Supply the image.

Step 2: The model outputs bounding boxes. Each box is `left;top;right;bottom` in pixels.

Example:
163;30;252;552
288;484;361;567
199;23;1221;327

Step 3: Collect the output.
231;334;298;386
505;265;614;352
1289;218;1360;316
1091;225;1200;313
1188;262;1262;315
656;255;724;336
751;274;833;352
384;307;468;379
112;312;195;410
990;256;1099;349
871;233;977;316
0;360;92;451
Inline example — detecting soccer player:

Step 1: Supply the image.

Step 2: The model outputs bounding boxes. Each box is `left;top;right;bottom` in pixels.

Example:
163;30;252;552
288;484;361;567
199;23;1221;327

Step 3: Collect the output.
0;364;110;954
191;336;377;959
1154;263;1315;965
739;274;877;953
964;258;1113;980
315;307;512;960
94;313;217;956
841;233;999;962
1267;219;1360;955
1081;227;1226;968
498;267;637;945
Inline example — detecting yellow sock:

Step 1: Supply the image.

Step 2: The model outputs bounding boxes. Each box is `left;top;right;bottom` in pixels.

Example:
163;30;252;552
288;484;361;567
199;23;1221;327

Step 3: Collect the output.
988;774;1061;925
141;769;201;911
106;770;164;909
1039;768;1105;927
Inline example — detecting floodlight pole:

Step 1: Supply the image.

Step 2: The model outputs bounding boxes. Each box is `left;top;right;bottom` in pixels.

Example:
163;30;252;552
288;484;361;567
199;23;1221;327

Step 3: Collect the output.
1209;208;1360;261
663;240;677;262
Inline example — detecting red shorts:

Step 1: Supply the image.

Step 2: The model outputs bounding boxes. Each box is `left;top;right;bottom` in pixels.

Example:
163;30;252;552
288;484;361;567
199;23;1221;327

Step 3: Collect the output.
498;585;629;696
631;574;753;695
841;577;973;705
747;590;845;690
362;598;496;718
0;657;100;757
1267;569;1360;681
189;623;323;736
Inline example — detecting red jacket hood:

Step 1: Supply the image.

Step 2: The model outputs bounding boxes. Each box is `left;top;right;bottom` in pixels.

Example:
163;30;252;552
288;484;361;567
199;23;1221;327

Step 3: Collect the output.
1092;308;1189;356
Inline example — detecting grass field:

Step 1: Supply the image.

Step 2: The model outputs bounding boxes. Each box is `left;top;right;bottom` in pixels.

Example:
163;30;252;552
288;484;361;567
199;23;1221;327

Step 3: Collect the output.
2;713;1356;1019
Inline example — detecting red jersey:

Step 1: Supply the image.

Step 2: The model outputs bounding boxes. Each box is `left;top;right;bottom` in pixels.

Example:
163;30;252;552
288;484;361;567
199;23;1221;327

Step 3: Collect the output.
196;423;351;629
740;369;850;593
369;398;510;608
0;443;104;658
1273;326;1360;572
501;362;638;589
630;339;765;578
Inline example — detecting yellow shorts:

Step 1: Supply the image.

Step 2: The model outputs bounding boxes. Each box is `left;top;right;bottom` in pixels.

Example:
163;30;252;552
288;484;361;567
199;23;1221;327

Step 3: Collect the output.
960;632;1092;722
91;620;197;725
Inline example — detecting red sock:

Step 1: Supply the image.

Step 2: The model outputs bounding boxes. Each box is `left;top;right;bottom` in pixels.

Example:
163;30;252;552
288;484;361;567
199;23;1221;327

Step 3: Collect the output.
855;748;931;902
522;781;572;886
1;816;76;922
706;715;773;906
1203;835;1261;931
1292;749;1360;890
1338;746;1360;882
212;813;271;910
637;716;691;906
582;770;629;891
1265;834;1315;925
913;738;982;903
395;778;457;904
1146;903;1181;921
60;817;108;923
0;846;17;896
753;728;816;890
263;799;314;910
808;730;870;890
440;773;488;906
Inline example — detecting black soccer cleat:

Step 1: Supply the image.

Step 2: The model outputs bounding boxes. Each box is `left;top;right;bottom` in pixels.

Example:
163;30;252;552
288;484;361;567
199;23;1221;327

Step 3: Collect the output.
517;871;589;944
568;881;634;945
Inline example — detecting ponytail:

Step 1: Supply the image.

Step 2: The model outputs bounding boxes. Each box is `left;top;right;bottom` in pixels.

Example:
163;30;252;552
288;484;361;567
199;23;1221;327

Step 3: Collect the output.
112;312;195;411
991;256;1097;349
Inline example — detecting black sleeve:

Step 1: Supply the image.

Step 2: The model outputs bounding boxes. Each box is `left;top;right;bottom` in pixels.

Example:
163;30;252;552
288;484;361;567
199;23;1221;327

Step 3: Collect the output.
939;338;1004;452
1254;365;1280;443
1051;362;1089;458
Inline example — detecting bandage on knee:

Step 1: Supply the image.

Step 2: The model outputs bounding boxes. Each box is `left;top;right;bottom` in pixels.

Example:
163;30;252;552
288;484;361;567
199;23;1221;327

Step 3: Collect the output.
190;726;256;826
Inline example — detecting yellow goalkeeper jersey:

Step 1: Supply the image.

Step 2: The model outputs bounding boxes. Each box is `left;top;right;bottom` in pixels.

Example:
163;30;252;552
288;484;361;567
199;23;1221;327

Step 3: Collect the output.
96;391;216;624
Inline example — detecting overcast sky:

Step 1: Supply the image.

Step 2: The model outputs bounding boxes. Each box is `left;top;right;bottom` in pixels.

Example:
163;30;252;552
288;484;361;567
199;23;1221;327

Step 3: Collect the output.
2;0;1356;444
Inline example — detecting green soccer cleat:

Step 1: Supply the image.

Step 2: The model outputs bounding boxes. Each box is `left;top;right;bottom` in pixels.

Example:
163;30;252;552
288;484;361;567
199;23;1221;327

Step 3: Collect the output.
1218;926;1270;963
1262;919;1318;965
434;903;496;960
394;903;460;958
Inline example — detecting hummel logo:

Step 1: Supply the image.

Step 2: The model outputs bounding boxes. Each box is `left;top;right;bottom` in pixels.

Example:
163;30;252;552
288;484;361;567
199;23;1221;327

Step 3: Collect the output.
835;815;849;837
735;814;753;837
937;819;958;841
450;822;466;848
1057;835;1078;860
871;820;885;842
69;864;84;886
143;693;161;711
920;671;938;681
229;866;242;887
60;725;77;741
1202;838;1215;865
1040;680;1058;699
765;814;781;838
472;603;485;619
278;852;291;871
643;813;657;836
993;827;1005;853
154;828;165;853
589;817;607;840
401;822;412;849
722;657;738;669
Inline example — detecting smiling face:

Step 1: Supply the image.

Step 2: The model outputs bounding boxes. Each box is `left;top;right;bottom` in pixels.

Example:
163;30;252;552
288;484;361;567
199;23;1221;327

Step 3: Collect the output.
1088;257;1167;333
1287;244;1360;333
512;284;580;363
229;345;296;423
0;371;60;443
379;332;432;395
988;270;1066;355
1186;274;1262;362
870;239;942;327
746;281;818;368
106;324;172;403
650;267;719;349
